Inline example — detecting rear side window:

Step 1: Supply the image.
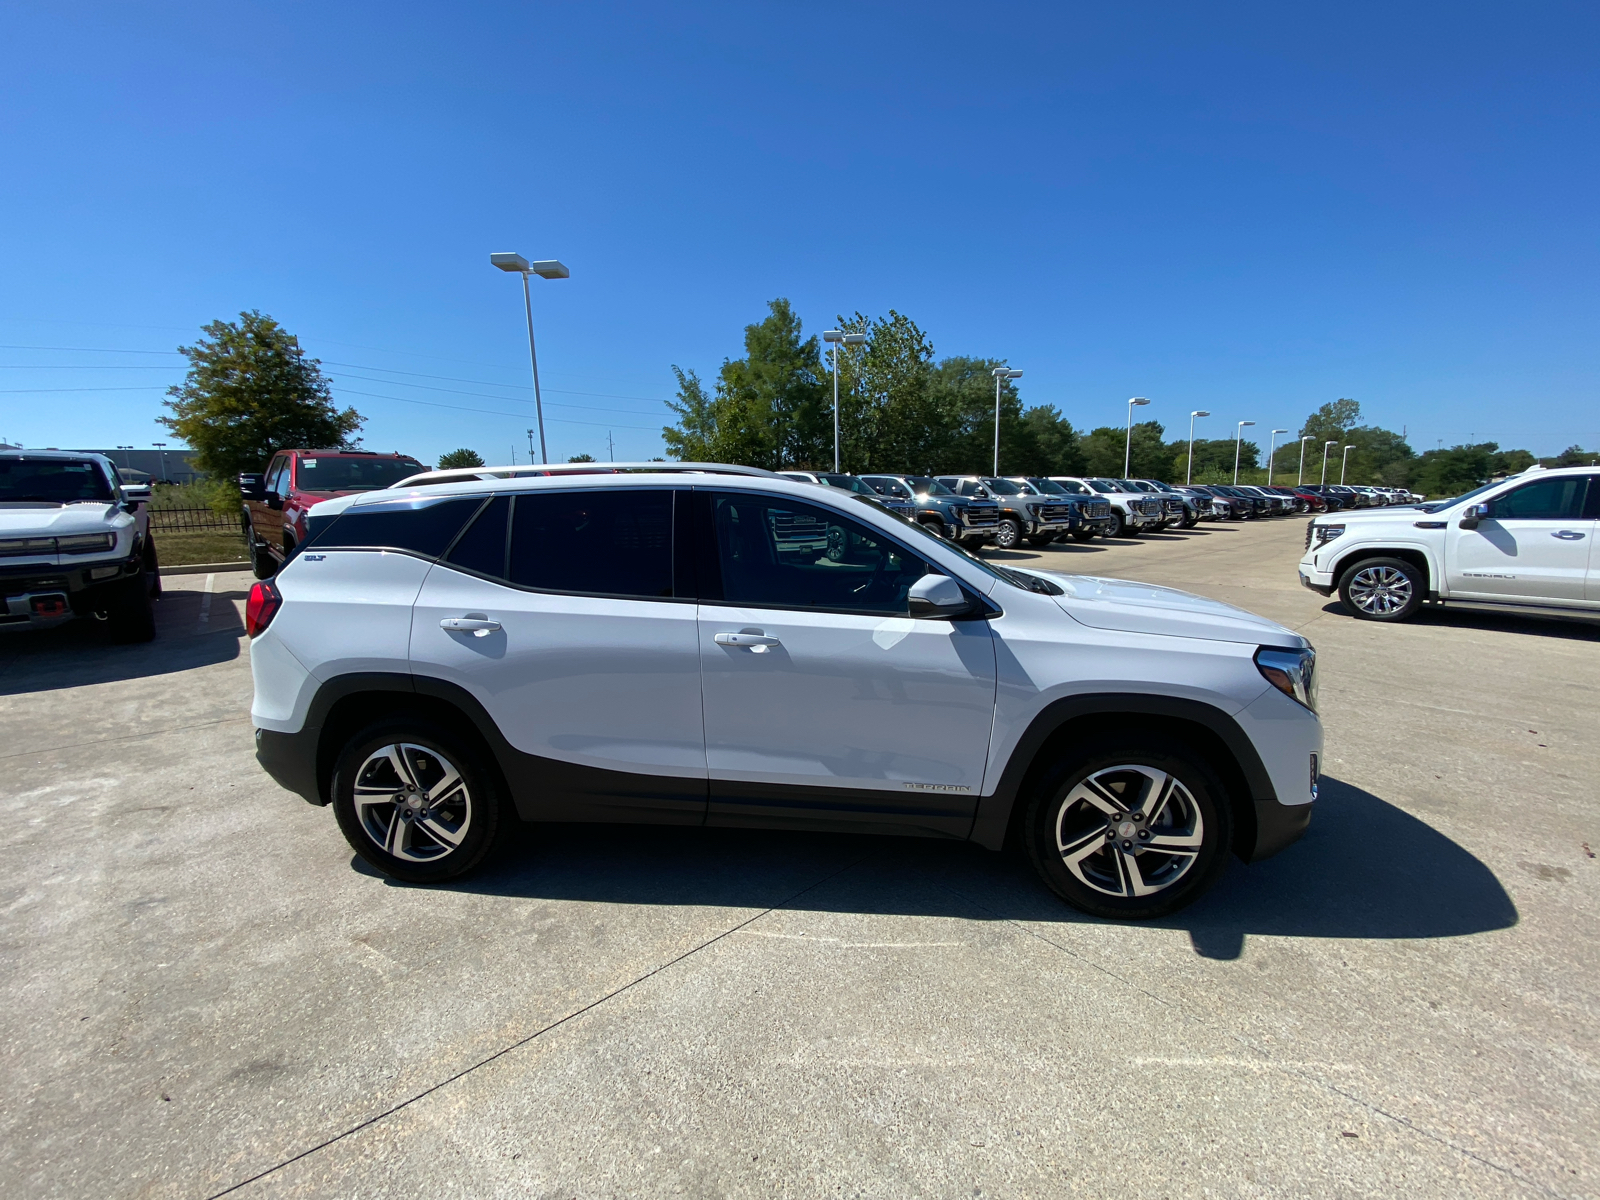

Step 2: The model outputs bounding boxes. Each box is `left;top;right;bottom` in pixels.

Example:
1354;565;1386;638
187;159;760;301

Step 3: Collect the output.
309;496;484;557
445;495;510;577
508;489;674;598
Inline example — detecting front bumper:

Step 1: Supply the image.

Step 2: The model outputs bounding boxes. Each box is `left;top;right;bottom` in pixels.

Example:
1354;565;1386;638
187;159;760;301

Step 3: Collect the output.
1298;565;1335;596
1251;797;1315;860
0;552;142;630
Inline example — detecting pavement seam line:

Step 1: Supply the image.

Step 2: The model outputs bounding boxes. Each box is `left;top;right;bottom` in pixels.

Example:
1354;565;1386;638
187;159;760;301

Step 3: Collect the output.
944;883;1568;1200
0;716;250;762
204;854;868;1199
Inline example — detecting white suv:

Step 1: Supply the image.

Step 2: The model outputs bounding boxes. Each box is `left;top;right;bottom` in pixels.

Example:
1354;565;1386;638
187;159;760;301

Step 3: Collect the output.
248;464;1322;919
1299;465;1600;622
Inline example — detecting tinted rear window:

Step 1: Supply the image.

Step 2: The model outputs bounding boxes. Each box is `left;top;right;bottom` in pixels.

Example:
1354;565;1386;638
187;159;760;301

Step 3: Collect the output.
444;495;510;577
508;489;674;598
310;495;484;557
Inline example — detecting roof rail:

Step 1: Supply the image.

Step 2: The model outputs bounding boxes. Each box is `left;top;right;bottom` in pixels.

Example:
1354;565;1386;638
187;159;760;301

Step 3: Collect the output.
392;461;779;488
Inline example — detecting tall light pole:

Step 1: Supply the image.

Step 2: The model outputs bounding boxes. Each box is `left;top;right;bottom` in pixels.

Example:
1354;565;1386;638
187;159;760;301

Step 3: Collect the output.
1124;397;1150;477
992;368;1024;474
823;330;867;473
1321;440;1337;485
1232;421;1255;484
490;252;569;465
1267;429;1288;484
152;442;168;483
1297;435;1314;485
1341;444;1355;484
1186;410;1210;484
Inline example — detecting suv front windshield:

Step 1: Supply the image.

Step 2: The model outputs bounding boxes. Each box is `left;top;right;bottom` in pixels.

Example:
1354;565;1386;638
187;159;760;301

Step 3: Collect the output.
0;458;116;504
819;474;876;496
904;476;955;497
1088;480;1121;493
1418;479;1502;512
1021;478;1069;495
980;477;1025;495
297;456;425;492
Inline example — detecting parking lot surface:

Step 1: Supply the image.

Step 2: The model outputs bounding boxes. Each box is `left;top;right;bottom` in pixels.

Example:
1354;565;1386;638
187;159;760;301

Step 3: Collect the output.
1;525;1596;1199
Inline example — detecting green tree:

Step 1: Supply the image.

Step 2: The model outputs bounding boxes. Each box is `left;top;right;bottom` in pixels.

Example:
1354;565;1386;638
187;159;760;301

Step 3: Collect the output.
1082;421;1171;479
567;453;596;463
1298;398;1362;446
662;366;716;461
1543;444;1600;468
1171;436;1261;483
159;311;362;479
1492;448;1537;474
718;298;829;468
1411;443;1497;498
437;448;484;470
1020;405;1085;475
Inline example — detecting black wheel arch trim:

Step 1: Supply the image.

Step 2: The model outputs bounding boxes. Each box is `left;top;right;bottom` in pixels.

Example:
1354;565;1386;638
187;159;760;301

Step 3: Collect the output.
967;692;1290;863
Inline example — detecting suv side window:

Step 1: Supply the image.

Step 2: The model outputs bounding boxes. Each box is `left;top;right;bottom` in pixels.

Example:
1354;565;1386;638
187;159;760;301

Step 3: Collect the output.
508;489;674;598
1583;476;1600;520
1490;476;1587;521
701;492;927;615
263;455;286;496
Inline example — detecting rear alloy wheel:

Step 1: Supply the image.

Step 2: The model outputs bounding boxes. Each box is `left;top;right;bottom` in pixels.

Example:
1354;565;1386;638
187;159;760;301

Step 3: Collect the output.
332;720;504;883
1339;556;1424;623
994;518;1023;550
1025;739;1231;920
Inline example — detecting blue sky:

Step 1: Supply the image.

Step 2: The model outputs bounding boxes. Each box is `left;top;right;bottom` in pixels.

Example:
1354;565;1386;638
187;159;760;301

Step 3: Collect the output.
2;1;1597;466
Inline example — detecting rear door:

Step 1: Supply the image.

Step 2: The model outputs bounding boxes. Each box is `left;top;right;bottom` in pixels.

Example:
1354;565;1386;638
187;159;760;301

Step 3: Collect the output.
253;454;288;550
409;486;707;823
694;489;996;837
1447;474;1593;604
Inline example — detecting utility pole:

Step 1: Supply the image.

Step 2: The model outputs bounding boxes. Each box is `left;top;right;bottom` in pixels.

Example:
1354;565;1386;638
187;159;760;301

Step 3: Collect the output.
608;431;615;462
527;429;537;463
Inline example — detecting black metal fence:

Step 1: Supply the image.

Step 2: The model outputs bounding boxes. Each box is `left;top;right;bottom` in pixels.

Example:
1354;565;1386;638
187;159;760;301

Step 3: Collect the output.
148;507;237;533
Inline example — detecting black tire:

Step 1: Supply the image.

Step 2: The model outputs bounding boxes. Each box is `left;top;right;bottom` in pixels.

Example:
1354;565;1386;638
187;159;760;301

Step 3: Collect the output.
1338;555;1425;623
1026;534;1054;547
918;516;950;541
331;718;505;884
1070;528;1098;543
1106;511;1127;538
1023;735;1233;920
246;520;276;579
994;518;1023;550
960;535;988;550
106;538;159;643
1180;516;1198;529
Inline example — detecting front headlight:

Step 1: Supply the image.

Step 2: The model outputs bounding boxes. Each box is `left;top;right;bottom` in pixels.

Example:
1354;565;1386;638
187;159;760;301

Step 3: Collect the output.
1312;523;1344;546
57;533;117;554
1255;645;1317;712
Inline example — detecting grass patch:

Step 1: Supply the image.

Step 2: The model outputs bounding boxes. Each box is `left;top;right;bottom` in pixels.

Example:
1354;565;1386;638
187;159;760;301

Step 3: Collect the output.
155;528;249;566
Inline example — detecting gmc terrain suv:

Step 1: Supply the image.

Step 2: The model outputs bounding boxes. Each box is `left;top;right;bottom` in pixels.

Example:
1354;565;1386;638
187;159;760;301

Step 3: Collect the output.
249;464;1321;920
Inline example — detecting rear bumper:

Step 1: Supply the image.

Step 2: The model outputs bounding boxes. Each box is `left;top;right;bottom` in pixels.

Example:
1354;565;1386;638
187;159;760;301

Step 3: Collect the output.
255;726;326;805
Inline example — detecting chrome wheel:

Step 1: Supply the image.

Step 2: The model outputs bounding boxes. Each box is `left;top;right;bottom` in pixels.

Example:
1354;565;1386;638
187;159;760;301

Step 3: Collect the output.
351;743;473;863
1054;764;1204;898
995;518;1021;549
1347;564;1413;615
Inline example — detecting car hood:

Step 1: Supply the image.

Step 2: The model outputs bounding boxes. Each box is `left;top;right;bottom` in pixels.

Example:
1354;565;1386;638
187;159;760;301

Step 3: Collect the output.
1017;569;1306;647
0;502;126;535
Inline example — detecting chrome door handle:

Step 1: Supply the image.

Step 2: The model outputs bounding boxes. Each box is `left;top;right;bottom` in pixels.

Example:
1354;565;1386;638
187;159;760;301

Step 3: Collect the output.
1552;530;1586;540
440;616;501;637
714;631;780;649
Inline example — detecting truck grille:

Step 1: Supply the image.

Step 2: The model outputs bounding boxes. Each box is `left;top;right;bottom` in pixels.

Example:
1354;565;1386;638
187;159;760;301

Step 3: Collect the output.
1136;499;1162;517
1162;498;1184;515
1305;523;1315;550
771;511;829;545
1036;505;1073;523
1085;501;1111;519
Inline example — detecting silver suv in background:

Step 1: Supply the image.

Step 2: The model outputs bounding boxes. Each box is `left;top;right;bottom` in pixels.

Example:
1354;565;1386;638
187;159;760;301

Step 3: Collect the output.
1051;478;1163;538
1009;478;1117;542
935;475;1076;549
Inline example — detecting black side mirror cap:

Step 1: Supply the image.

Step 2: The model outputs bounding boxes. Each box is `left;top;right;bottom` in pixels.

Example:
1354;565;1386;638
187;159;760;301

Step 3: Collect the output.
1458;503;1489;530
239;473;266;501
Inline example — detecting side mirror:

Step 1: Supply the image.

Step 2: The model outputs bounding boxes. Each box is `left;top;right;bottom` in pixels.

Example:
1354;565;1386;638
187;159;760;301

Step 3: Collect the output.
908;573;970;618
120;483;152;504
1458;502;1490;530
239;473;266;501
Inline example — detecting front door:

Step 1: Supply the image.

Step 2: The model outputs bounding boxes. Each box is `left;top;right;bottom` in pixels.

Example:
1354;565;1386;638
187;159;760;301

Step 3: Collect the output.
694;489;997;837
409;487;707;823
1446;474;1595;604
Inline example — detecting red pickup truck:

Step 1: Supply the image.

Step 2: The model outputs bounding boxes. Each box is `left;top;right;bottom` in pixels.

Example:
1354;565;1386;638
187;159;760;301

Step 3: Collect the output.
240;449;425;578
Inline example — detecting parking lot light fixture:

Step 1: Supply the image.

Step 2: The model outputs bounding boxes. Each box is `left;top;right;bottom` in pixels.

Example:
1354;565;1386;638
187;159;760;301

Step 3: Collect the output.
1298;435;1314;485
1267;429;1288;484
1232;421;1255;484
1341;443;1355;484
490;251;570;465
1321;440;1338;485
1186;411;1210;485
824;330;868;472
993;368;1024;474
1125;397;1150;477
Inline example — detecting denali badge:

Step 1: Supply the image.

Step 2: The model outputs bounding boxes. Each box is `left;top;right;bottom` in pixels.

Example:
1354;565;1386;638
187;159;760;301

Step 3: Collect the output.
903;782;972;792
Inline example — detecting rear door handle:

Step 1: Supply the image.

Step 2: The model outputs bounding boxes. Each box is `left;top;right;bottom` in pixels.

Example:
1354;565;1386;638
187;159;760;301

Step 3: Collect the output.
441;616;502;637
1552;530;1586;540
714;631;780;649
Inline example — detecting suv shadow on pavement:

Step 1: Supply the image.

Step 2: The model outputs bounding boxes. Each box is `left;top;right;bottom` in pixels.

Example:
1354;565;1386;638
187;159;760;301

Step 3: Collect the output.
1321;600;1600;641
0;581;244;696
361;775;1515;962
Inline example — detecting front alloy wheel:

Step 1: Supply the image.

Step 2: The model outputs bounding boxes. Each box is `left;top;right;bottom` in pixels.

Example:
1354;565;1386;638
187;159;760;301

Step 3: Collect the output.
1339;556;1423;622
994;518;1022;549
1026;740;1230;919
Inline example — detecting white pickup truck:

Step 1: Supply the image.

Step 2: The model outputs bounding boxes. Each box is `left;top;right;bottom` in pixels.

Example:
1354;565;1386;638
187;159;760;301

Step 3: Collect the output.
0;450;161;641
1299;464;1600;622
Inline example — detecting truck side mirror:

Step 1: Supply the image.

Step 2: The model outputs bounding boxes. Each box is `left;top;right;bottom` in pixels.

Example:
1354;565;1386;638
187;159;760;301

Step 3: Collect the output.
239;473;266;501
908;573;970;619
1458;502;1490;530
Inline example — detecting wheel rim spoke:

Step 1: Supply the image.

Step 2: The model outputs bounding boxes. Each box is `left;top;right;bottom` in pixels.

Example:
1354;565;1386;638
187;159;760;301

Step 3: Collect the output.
1055;764;1206;900
354;743;473;863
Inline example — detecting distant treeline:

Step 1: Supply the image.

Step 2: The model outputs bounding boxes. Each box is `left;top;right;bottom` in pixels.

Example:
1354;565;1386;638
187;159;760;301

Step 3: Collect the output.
663;299;1587;495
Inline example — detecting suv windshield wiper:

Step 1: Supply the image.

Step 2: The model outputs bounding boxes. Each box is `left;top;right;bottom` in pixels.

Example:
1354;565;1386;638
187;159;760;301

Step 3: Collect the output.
995;566;1063;595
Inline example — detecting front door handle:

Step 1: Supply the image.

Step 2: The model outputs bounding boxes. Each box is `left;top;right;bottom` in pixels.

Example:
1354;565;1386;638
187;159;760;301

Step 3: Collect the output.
1552;530;1586;540
441;616;502;637
714;631;781;650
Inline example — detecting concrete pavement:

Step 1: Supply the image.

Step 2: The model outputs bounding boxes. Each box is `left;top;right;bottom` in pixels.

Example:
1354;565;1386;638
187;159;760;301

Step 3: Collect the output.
0;522;1594;1198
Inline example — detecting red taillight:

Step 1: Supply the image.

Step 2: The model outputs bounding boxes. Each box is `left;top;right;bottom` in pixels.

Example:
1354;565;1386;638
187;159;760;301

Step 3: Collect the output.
245;580;282;638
